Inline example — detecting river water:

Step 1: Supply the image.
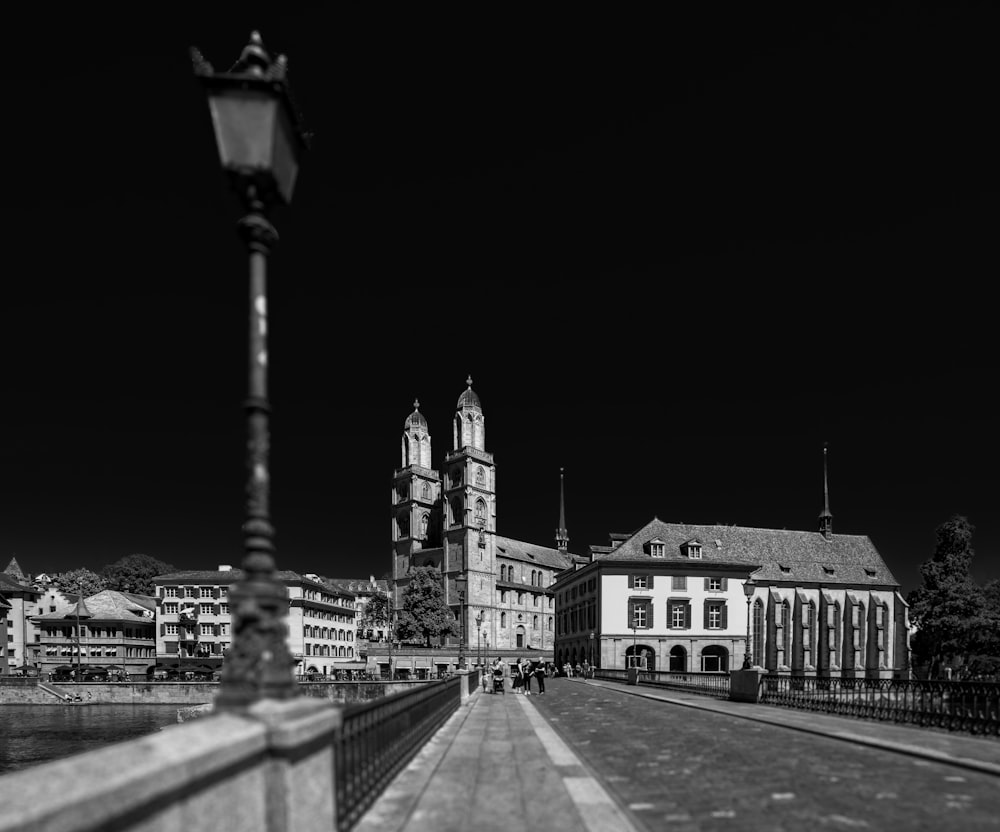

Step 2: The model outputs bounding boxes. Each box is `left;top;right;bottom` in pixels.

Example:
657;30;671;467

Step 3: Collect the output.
0;705;182;775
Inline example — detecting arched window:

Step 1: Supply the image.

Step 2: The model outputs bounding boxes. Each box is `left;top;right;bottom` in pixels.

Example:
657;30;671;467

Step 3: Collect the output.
450;498;463;527
533;615;539;630
475;498;487;526
397;511;409;537
669;645;687;672
501;612;507;628
420;514;429;538
781;601;791;663
421;482;430;500
548;617;553;631
701;645;729;672
476;466;485;485
500;565;506;581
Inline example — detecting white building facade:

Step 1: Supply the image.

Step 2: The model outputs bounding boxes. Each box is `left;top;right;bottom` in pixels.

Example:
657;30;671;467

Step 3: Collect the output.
555;518;911;679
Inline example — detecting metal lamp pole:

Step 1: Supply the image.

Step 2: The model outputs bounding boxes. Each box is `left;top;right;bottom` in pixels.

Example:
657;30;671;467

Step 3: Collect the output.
457;580;467;670
742;575;756;669
475;611;484;667
193;31;310;710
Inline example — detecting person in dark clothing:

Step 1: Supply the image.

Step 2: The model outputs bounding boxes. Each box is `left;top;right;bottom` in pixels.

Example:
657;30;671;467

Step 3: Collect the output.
533;660;546;694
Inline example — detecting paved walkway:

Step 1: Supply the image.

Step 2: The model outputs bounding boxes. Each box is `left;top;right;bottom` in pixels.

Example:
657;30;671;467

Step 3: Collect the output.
355;678;999;832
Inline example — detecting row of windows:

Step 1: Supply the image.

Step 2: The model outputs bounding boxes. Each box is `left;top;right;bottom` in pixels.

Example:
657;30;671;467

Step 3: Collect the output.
162;586;228;599
497;614;554;630
499;565;549;587
303;626;354;641
497;590;553;608
42;626;151;639
44;645;155;658
304;644;355;657
629;576;729;591
163;603;229;616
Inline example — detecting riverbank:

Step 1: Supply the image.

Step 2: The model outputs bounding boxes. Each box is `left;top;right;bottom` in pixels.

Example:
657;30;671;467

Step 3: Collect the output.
0;679;431;705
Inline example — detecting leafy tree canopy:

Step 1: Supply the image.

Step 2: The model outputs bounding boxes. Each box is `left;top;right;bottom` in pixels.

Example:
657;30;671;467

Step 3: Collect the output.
907;516;989;678
54;568;107;598
359;592;390;638
102;553;175;596
394;565;458;647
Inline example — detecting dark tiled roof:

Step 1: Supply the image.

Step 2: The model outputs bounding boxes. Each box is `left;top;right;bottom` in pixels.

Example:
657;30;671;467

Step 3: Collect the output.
4;557;27;581
33;590;156;622
154;569;302;583
0;573;36;594
495;537;574;571
593;518;898;586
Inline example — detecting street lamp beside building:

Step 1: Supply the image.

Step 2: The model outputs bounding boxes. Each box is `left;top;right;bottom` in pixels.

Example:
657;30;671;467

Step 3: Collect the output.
455;577;467;669
475;610;484;667
192;31;309;710
742;575;757;669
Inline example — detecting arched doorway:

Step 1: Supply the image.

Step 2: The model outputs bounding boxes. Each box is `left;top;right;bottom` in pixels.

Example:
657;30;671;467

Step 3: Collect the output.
669;645;687;672
515;625;526;648
701;645;729;672
625;644;655;671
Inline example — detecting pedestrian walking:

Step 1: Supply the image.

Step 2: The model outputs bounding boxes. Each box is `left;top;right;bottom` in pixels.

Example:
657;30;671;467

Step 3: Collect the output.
512;658;524;692
521;657;532;694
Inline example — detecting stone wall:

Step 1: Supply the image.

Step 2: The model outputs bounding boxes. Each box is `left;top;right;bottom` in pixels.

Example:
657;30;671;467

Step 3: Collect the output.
0;698;340;832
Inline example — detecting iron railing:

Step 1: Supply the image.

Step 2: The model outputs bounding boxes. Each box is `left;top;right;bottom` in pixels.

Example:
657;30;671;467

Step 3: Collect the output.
594;668;731;699
758;675;1000;736
334;675;461;830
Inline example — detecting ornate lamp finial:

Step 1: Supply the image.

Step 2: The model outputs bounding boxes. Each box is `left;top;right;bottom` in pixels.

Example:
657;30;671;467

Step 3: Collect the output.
413;398;420;410
466;375;473;387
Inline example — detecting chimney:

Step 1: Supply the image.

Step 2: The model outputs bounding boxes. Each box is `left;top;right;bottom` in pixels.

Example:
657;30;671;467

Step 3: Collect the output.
218;564;232;572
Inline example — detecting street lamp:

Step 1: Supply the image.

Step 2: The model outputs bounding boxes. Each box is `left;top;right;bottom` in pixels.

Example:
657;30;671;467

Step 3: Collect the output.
192;31;310;710
475;611;484;667
589;631;595;671
632;616;638;669
742;574;757;669
455;577;467;669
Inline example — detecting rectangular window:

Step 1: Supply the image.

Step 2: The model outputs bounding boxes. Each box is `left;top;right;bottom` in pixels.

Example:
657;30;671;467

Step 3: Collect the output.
632;606;646;628
200;603;213;615
671;576;686;591
702;654;721;672
163;603;178;615
707;604;722;629
670;603;688;629
220;604;230;615
200;587;213;598
184;587;196;598
200;623;213;636
708;578;723;591
651;543;665;558
633;575;647;590
165;587;178;598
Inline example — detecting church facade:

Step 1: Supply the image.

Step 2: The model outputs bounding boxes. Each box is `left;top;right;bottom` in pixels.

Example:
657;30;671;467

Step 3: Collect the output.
391;378;572;655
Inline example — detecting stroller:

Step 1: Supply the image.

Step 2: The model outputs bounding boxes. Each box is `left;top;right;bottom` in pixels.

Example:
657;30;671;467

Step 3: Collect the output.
492;666;505;695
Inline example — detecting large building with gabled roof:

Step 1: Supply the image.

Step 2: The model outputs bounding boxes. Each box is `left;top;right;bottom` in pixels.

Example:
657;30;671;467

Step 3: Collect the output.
392;378;573;655
554;449;912;679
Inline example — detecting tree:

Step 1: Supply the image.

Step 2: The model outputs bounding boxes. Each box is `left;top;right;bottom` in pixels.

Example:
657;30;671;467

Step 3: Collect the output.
359;592;390;640
102;553;176;596
394;566;458;647
907;516;985;678
54;568;107;597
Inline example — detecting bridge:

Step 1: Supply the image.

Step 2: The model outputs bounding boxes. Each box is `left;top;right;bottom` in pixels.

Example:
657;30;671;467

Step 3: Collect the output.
1;672;997;831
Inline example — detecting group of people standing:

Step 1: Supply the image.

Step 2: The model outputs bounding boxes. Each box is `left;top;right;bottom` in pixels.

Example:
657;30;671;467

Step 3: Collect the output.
508;656;546;694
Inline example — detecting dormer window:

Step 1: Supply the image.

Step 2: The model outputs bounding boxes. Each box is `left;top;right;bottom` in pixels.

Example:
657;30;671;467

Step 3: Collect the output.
681;539;703;559
864;568;876;578
648;538;666;558
779;564;791;574
822;566;835;576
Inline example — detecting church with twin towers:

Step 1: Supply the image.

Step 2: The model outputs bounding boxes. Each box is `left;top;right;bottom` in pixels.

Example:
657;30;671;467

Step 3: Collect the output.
391;377;573;653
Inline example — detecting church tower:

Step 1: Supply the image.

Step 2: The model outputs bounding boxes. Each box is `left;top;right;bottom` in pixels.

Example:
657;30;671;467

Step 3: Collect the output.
819;442;833;539
392;400;443;602
555;468;569;552
442;377;496;657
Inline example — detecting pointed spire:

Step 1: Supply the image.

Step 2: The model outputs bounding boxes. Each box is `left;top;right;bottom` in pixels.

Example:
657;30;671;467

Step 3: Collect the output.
4;556;26;582
73;595;94;619
819;442;833;538
556;468;570;552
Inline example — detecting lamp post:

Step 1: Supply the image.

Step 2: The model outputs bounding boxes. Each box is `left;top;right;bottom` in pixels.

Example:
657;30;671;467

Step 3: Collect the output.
631;616;638;669
455;577;467;669
475;611;484;667
192;32;309;710
589;631;595;670
742;575;757;669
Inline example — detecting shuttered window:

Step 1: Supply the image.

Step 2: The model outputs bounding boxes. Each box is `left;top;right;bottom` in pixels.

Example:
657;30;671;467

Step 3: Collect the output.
668;599;691;629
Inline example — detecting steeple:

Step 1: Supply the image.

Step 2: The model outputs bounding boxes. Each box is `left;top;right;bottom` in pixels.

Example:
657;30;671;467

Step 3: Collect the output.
454;375;485;450
819;442;833;539
555;468;569;552
3;556;27;583
402;397;432;468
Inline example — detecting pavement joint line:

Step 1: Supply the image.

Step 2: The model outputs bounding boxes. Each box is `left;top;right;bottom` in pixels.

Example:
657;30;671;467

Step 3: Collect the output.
583;679;1000;778
516;693;641;832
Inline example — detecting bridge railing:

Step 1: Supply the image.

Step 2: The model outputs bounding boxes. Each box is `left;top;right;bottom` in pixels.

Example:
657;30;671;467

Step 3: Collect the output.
593;668;731;699
334;676;461;830
758;675;1000;735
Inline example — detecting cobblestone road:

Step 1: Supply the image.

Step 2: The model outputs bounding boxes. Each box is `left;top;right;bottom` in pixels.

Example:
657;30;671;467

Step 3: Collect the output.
529;679;1000;831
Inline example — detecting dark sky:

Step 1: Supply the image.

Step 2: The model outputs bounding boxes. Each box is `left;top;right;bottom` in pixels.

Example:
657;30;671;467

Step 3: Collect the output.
4;8;997;597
